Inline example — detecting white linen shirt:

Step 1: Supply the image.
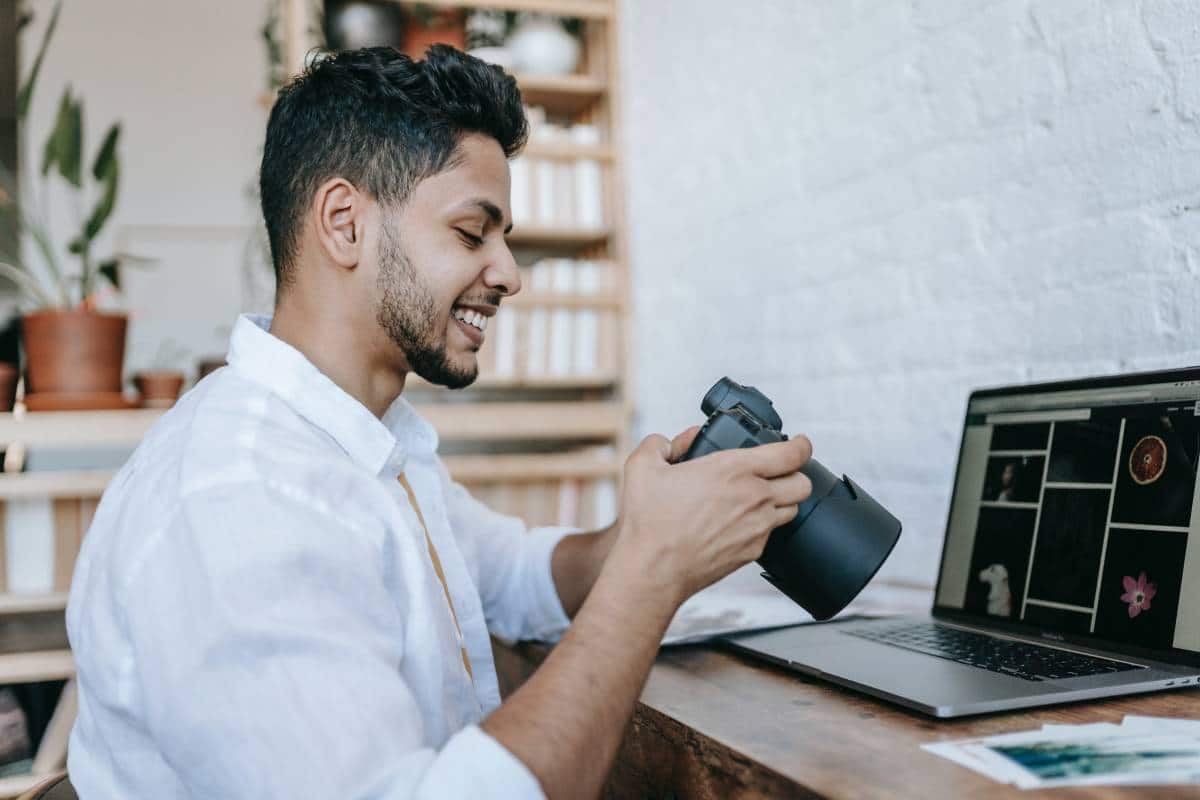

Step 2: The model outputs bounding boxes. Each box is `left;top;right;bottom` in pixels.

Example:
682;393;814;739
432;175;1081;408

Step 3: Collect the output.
66;314;574;798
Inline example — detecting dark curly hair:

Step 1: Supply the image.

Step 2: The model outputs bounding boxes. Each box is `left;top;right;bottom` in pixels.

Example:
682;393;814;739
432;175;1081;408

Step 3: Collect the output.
259;45;528;288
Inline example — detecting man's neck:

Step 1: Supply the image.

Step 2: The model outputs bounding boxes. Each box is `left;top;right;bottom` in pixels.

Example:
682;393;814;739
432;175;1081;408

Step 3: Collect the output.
269;299;407;419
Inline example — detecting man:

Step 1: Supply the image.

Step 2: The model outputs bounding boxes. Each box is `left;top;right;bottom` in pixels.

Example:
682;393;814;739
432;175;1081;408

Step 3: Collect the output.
66;46;812;798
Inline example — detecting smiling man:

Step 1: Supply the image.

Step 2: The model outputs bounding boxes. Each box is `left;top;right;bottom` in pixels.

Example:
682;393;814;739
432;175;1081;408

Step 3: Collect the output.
65;47;813;799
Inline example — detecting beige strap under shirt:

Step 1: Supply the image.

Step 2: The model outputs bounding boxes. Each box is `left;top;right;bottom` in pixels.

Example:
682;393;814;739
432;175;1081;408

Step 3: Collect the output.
397;473;475;684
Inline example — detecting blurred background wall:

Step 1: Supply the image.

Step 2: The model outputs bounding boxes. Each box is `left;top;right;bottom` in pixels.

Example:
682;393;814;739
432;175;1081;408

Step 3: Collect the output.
623;0;1200;585
10;0;1200;587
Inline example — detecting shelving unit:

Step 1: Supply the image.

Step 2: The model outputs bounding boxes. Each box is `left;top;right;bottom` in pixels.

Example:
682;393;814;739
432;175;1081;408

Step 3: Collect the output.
0;9;630;790
276;0;632;528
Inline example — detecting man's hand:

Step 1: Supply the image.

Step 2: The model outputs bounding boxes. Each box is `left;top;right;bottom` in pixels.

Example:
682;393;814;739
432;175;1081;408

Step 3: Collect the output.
610;428;814;607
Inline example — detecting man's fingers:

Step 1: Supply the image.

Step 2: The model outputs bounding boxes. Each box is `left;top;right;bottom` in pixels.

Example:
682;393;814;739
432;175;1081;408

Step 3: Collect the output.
744;435;813;478
770;471;813;507
667;425;701;463
632;433;672;465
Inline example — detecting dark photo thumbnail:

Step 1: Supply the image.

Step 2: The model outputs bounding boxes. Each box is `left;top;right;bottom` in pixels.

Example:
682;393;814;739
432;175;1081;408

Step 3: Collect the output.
1022;603;1092;635
981;456;1044;503
990;422;1051;452
964;507;1037;620
1093;528;1187;651
1027;489;1108;609
1047;419;1121;484
1111;415;1200;529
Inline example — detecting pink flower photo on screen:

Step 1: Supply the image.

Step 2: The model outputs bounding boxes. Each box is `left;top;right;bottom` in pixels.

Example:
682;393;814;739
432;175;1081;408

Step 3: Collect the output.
1120;572;1157;618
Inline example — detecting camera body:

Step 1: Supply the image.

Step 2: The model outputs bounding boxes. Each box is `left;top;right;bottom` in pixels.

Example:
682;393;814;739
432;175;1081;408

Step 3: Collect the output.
680;378;903;620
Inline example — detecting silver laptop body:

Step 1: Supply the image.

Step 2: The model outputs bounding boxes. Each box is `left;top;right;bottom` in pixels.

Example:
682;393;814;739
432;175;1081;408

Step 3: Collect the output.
724;368;1200;717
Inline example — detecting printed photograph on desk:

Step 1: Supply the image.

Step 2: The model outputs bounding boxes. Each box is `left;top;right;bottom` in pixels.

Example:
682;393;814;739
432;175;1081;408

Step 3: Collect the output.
1046;419;1122;483
989;422;1050;451
1111;414;1200;529
1026;489;1108;609
964;507;1036;619
1093;528;1187;650
981;455;1044;503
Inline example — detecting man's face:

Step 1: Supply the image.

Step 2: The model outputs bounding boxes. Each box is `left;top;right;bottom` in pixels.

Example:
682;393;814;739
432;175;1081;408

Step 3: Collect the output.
373;133;520;388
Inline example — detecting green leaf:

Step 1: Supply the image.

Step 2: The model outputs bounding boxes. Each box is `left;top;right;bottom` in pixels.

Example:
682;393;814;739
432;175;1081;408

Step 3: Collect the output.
41;88;83;187
81;125;120;243
16;0;62;120
92;124;119;181
67;235;85;254
97;258;120;291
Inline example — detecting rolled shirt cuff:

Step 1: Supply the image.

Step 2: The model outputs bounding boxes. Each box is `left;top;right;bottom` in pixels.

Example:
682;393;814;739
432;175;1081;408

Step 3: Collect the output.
522;525;578;642
420;724;545;799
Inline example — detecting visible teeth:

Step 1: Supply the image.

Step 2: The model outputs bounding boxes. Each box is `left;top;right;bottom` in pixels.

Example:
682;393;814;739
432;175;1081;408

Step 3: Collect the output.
453;307;486;332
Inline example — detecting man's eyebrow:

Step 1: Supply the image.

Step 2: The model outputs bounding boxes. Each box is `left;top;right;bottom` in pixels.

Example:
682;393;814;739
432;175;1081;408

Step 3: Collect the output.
464;199;512;234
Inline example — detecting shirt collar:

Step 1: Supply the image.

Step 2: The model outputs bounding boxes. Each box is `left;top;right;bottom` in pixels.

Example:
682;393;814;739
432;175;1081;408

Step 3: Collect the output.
226;314;399;476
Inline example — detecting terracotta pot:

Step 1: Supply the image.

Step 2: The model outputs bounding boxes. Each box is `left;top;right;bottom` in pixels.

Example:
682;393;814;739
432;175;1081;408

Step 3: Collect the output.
402;8;466;57
22;310;127;395
134;370;186;409
0;363;17;412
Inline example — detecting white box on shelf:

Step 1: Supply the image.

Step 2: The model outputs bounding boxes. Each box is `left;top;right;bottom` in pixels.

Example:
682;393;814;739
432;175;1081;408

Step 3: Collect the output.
5;499;55;593
548;260;575;376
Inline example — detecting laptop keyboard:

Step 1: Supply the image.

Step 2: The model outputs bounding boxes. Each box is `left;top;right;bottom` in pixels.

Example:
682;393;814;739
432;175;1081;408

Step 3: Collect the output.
846;622;1144;682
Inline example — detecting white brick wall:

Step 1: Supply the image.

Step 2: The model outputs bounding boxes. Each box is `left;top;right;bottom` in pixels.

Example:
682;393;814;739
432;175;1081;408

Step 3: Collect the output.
620;0;1200;586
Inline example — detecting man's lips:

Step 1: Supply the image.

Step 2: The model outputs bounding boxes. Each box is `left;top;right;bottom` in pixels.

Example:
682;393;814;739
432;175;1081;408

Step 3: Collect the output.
451;303;496;347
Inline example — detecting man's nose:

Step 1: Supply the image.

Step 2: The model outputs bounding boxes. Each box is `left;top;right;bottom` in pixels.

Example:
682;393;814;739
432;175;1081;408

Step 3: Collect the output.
485;241;521;297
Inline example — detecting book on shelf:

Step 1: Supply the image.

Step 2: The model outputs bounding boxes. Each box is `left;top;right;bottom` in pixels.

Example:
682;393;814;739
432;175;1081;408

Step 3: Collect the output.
571;124;605;229
547;261;574;376
573;261;601;375
523;262;552;377
511;107;606;230
3;495;92;595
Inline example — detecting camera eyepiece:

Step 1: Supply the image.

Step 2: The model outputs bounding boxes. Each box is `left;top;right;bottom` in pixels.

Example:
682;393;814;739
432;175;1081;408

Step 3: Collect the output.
700;377;783;431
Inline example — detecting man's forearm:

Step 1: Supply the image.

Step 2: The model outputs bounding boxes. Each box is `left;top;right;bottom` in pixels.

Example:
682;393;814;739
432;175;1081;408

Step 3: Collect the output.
483;543;678;799
550;523;618;617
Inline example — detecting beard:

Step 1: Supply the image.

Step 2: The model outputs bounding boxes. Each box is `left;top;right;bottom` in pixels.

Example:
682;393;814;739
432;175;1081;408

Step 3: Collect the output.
375;223;477;390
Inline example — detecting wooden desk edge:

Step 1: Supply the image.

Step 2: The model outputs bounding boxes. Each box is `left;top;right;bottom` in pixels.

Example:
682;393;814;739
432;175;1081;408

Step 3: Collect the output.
493;638;1200;799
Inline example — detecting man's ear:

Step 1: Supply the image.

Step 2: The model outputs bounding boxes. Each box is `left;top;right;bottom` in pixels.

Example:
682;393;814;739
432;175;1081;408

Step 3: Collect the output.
313;178;362;269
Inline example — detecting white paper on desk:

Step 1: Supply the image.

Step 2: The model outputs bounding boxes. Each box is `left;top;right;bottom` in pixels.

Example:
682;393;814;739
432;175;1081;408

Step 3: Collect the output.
925;721;1200;790
661;564;813;646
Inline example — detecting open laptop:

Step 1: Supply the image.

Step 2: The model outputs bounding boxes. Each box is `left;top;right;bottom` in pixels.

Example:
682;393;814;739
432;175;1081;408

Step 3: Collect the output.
723;367;1200;717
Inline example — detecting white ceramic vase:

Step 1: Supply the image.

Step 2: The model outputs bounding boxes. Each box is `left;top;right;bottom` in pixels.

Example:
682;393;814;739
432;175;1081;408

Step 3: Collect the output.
508;15;580;76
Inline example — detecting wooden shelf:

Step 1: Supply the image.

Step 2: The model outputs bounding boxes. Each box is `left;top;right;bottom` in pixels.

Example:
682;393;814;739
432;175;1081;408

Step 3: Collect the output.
522;141;613;161
0;593;69;616
0;410;164;449
517;73;606;114
405;0;613;19
413;401;625;440
444;451;621;482
0;470;114;500
0;649;74;684
507;225;609;248
506;290;621;308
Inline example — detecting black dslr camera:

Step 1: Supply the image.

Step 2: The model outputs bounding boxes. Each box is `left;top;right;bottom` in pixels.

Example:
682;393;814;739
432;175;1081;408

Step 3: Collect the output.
679;378;902;620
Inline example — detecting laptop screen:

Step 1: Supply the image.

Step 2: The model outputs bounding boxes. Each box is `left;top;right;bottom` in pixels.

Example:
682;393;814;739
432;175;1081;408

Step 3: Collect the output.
934;369;1200;659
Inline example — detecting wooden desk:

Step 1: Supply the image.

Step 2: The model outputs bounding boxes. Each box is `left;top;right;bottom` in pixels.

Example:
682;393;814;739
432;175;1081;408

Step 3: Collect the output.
494;639;1200;799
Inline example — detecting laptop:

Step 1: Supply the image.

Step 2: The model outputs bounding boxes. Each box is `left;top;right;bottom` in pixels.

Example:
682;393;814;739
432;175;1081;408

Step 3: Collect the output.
723;367;1200;717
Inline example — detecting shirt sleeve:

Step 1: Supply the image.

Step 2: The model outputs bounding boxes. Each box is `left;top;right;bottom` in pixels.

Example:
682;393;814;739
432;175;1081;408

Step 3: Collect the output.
120;480;545;800
438;464;574;642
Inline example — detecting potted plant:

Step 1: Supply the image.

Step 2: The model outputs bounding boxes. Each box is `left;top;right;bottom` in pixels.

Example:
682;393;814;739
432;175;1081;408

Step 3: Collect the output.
0;1;145;410
133;340;188;409
401;3;466;56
